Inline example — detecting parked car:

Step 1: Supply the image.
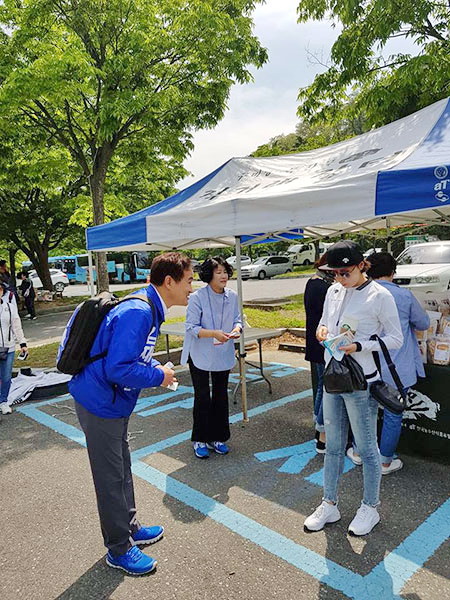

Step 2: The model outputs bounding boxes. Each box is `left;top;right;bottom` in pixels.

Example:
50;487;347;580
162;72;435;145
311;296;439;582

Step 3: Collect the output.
28;269;69;293
363;247;383;258
241;255;293;280
226;255;252;268
286;242;331;266
189;259;202;273
393;241;450;293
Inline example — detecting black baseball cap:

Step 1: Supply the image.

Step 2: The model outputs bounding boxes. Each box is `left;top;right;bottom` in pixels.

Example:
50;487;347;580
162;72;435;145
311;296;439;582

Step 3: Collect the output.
321;241;364;269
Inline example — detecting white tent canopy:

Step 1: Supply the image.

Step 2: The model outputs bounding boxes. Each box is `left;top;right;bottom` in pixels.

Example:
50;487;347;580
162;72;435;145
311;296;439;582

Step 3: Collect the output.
87;97;450;253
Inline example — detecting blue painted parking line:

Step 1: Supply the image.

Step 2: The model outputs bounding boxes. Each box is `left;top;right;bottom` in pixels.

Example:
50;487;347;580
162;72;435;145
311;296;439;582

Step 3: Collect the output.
16;379;450;599
132;389;313;459
132;459;364;598
18;405;87;447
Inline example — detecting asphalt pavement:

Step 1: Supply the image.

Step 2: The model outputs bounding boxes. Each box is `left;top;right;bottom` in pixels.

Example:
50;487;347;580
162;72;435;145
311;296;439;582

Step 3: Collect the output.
1;350;449;600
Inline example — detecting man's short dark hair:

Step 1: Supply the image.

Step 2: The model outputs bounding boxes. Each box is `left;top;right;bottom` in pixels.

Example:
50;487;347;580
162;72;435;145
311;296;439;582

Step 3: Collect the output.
0;260;6;268
367;252;396;279
18;271;28;278
150;252;191;286
199;256;233;283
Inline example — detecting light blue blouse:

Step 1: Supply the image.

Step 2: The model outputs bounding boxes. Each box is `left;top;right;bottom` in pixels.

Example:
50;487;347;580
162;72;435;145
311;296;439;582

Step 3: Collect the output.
181;286;242;372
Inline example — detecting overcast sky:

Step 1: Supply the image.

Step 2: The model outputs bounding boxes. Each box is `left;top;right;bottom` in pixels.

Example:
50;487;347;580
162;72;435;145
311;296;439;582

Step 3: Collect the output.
180;0;417;189
179;1;339;187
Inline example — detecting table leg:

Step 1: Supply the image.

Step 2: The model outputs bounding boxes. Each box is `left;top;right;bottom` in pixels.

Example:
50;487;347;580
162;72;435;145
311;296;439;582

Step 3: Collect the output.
258;338;272;394
165;334;170;362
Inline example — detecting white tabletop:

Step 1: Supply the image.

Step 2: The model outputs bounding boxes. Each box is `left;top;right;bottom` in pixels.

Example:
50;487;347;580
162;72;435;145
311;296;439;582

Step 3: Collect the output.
160;322;286;343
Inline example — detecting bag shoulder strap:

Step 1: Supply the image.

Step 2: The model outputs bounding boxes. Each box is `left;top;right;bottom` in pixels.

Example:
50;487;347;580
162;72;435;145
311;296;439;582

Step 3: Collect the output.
370;334;405;397
86;294;157;365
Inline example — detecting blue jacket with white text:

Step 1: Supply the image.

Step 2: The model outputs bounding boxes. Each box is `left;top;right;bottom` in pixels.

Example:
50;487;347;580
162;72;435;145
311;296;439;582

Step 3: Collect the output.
69;285;165;418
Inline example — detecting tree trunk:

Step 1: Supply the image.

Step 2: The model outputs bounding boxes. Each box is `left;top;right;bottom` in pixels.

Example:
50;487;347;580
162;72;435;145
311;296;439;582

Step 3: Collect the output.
8;247;17;289
89;148;112;292
34;246;54;291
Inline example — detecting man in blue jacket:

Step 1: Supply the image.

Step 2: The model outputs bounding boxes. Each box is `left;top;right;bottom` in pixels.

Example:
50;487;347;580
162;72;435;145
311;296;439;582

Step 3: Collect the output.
70;252;193;575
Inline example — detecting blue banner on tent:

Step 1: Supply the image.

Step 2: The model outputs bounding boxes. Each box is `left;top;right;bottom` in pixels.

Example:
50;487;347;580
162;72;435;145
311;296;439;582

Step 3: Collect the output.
376;164;450;216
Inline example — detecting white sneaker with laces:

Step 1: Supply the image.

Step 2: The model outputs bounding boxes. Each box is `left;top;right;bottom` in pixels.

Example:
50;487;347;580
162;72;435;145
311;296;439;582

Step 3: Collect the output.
346;446;362;466
382;458;403;475
348;504;380;536
304;501;341;532
0;403;12;415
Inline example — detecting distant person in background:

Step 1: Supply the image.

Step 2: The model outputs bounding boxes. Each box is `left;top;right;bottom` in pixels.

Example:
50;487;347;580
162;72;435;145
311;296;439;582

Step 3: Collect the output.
0;260;11;288
18;271;37;320
181;256;242;459
304;252;334;453
0;281;28;415
346;252;429;475
0;260;18;307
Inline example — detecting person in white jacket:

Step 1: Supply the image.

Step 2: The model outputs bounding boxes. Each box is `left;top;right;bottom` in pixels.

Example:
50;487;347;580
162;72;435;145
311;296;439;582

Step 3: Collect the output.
0;281;28;414
304;241;403;537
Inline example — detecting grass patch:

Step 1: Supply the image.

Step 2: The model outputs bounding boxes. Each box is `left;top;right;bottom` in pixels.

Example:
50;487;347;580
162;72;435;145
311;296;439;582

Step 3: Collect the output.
276;266;314;278
18;294;305;368
244;293;305;328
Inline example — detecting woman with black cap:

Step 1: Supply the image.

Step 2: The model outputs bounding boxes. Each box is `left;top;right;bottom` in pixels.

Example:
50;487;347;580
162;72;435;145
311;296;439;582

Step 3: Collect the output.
304;241;403;536
0;281;28;415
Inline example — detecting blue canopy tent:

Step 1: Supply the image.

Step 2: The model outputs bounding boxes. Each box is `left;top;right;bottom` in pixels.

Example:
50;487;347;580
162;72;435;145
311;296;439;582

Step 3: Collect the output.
86;98;450;417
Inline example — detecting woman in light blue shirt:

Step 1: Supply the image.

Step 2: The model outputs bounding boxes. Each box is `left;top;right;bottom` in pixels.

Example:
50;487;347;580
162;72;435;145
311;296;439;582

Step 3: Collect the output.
181;257;242;459
348;252;429;475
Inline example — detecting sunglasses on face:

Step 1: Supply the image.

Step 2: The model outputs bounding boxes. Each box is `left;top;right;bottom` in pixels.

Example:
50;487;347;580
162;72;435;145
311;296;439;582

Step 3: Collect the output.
332;265;357;279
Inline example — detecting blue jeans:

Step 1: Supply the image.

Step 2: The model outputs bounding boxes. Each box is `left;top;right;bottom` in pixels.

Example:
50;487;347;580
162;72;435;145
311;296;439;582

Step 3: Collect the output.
379;388;408;463
323;388;381;507
0;350;15;403
313;362;325;433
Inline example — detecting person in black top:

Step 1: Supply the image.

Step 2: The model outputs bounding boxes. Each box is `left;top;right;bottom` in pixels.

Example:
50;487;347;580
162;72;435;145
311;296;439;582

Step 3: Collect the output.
18;271;36;320
304;253;333;453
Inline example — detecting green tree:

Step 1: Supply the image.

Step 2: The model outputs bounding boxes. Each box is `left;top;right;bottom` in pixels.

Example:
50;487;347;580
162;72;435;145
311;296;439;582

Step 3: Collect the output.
0;123;83;290
252;109;366;157
296;0;450;126
0;0;267;290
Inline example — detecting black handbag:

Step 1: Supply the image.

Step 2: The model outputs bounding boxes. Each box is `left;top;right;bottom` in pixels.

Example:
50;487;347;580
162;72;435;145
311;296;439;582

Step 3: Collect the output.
369;335;406;415
324;354;367;394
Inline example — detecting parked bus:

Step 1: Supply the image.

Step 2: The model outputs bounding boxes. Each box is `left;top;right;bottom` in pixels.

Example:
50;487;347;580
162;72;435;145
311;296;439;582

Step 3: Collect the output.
23;251;152;284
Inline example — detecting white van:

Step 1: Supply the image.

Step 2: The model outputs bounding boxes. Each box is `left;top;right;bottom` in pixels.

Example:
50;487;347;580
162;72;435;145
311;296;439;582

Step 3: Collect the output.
286;242;331;266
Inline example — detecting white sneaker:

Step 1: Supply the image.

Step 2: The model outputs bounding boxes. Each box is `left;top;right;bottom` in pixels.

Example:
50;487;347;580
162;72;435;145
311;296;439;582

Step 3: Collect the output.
382;458;403;475
346;446;362;466
0;403;12;415
348;504;380;536
304;501;341;532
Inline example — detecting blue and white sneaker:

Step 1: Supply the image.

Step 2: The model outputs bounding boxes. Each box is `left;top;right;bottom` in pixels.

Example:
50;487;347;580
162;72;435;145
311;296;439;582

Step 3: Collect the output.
193;442;210;459
206;441;229;455
132;525;164;546
106;545;156;575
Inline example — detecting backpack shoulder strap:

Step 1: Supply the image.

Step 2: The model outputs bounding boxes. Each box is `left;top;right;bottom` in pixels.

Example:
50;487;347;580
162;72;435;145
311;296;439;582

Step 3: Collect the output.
86;294;157;366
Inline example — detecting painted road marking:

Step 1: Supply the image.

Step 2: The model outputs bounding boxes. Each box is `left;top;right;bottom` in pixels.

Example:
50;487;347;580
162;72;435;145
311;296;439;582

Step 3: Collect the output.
16;366;449;599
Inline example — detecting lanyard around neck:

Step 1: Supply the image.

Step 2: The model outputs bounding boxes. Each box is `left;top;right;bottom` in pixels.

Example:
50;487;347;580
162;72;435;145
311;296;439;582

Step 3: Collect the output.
207;286;226;331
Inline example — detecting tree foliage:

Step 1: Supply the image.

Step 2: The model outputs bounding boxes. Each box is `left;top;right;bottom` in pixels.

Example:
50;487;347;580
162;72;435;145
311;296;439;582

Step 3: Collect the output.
296;0;450;126
252;109;367;157
0;122;83;289
0;0;267;290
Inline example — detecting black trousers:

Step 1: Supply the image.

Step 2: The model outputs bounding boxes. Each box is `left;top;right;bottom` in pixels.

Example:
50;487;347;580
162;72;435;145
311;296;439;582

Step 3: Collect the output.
25;296;35;318
188;358;231;443
75;401;141;556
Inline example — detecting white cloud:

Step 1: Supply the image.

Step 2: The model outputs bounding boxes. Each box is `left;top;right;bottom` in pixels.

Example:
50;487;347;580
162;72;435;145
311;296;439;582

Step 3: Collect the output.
178;0;416;189
179;2;339;188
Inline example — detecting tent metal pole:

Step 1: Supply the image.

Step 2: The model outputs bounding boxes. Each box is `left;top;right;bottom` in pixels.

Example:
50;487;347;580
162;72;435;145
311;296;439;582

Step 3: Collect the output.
386;218;392;253
87;251;95;298
235;236;248;422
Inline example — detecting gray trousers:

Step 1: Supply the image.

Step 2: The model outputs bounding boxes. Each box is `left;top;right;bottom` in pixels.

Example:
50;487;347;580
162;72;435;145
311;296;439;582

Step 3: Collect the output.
75;401;141;556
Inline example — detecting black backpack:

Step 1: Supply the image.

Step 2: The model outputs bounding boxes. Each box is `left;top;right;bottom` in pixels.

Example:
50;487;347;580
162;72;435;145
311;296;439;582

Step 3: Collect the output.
57;291;155;375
